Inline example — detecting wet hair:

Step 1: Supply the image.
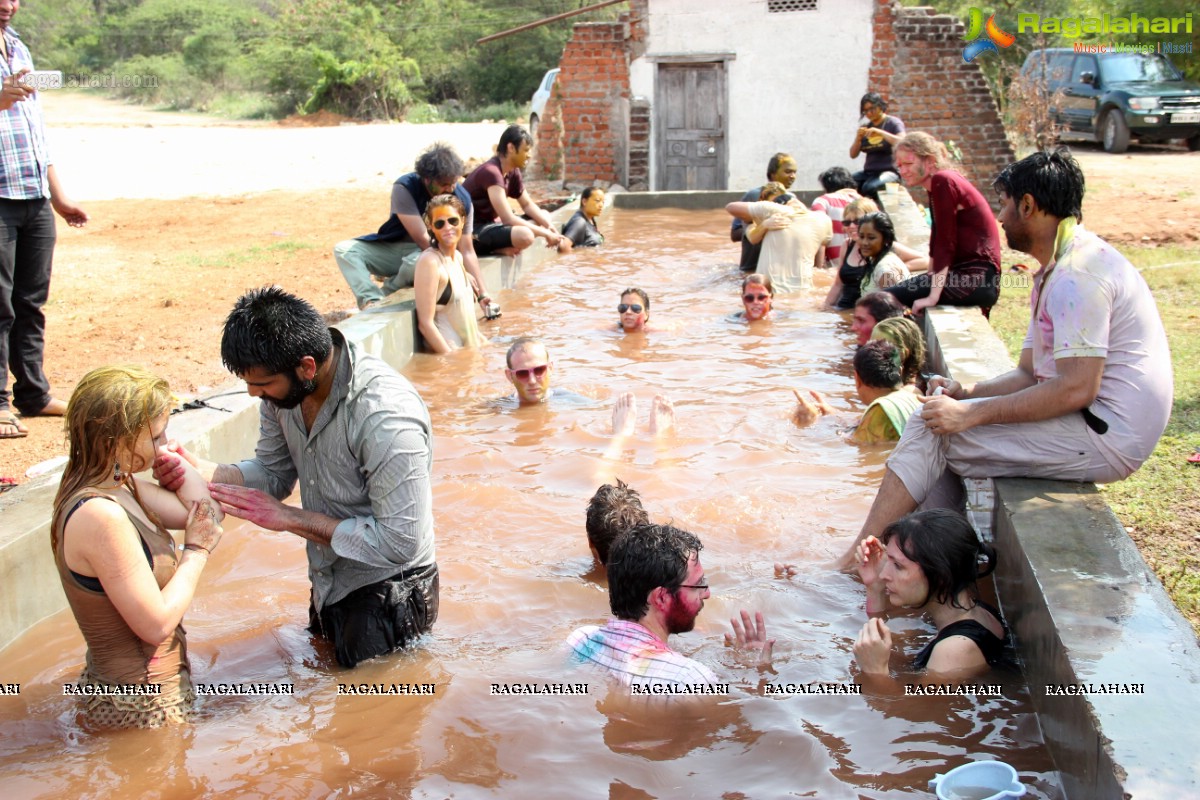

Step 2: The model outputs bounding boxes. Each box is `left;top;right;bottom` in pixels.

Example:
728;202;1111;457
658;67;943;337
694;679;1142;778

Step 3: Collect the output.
498;124;534;158
860;92;888;113
895;132;953;172
854;339;903;390
620;287;649;313
741;273;774;296
818;166;857;192
52;365;173;550
844;197;879;218
414;142;464;183
766;152;795;180
855;211;897;268
608;523;703;620
581;187;603;201
854;291;905;324
585;479;650;566
506;336;547;369
759;181;786;201
220;286;332;377
992;147;1084;222
422;192;466;239
870;316;926;388
881;509;996;611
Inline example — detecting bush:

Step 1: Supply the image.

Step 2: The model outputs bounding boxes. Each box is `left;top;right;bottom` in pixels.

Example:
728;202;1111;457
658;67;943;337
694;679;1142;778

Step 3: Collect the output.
109;54;213;110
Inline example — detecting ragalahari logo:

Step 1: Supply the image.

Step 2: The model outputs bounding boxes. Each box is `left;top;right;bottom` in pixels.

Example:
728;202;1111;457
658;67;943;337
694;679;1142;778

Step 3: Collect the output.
962;8;1016;62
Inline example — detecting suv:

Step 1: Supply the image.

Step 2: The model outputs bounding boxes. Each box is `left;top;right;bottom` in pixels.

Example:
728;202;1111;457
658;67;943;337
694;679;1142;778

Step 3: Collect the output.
1022;48;1200;153
529;68;559;138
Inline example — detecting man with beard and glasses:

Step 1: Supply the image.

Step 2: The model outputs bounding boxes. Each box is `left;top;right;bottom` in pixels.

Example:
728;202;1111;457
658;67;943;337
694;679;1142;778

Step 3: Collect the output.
153;286;438;668
567;523;773;692
836;149;1171;568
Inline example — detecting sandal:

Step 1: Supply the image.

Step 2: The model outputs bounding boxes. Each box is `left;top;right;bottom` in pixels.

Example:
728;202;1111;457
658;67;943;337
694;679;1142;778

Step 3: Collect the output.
0;412;29;439
0;476;18;493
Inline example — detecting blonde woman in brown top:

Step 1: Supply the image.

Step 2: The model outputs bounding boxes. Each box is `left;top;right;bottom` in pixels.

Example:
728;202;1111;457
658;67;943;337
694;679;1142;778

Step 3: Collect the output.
52;365;223;729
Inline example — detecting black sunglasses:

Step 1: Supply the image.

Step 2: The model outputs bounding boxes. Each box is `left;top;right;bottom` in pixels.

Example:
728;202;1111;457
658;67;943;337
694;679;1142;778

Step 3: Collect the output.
743;293;770;303
617;303;643;314
432;217;461;230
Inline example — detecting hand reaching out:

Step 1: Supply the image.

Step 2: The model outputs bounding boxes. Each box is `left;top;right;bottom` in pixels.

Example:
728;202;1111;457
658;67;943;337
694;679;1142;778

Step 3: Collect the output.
724;610;774;665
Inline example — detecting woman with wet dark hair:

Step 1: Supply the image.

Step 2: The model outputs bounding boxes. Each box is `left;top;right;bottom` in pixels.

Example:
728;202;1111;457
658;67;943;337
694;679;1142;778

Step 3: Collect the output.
853;509;1007;676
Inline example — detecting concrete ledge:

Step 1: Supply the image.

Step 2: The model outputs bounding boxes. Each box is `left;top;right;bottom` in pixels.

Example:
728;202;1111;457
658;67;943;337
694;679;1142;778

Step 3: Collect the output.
927;306;1200;799
613;189;822;210
0;202;575;650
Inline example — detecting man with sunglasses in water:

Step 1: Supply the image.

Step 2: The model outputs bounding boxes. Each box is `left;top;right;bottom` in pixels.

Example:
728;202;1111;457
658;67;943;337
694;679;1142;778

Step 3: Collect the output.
154;287;438;669
567;523;772;693
333;142;493;313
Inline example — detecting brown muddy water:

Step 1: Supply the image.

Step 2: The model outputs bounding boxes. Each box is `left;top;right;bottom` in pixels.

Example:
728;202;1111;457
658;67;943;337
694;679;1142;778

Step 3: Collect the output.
0;209;1061;798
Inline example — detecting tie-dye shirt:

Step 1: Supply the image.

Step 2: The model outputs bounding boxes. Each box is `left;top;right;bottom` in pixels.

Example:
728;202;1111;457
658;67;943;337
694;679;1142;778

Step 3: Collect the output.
1024;219;1172;476
566;619;718;688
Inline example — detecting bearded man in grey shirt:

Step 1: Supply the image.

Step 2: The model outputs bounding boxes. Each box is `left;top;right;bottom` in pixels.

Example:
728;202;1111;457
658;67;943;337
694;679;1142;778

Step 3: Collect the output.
154;286;437;668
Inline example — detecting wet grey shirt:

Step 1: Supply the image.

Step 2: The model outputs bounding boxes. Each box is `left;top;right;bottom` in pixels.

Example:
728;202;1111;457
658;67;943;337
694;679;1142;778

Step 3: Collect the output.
236;330;435;610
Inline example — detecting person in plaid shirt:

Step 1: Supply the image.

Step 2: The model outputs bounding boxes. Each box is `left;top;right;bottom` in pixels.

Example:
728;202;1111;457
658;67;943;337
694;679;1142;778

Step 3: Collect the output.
0;0;88;439
567;523;773;691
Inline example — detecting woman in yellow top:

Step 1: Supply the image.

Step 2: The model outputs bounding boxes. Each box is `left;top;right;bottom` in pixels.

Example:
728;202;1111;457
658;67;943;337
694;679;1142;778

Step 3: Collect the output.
52;365;223;729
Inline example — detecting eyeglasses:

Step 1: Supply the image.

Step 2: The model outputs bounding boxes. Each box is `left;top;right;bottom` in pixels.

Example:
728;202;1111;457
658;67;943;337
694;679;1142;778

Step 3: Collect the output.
743;293;770;303
676;581;709;592
617;303;643;314
511;364;548;381
843;218;860;226
432;217;461;230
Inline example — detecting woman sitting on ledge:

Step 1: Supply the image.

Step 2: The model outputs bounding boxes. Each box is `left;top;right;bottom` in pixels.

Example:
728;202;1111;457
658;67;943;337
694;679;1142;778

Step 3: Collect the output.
853;509;1008;679
52;366;223;729
415;193;483;354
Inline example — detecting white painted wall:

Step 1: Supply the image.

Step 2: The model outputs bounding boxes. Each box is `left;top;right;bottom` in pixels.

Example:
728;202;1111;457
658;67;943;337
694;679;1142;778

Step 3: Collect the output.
629;0;877;191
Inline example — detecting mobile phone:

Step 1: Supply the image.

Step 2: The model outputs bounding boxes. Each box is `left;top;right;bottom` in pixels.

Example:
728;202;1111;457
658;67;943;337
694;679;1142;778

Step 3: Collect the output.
19;71;63;91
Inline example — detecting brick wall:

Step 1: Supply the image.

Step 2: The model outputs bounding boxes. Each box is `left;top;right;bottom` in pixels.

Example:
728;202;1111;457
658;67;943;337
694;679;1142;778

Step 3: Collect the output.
870;1;1014;206
537;21;631;189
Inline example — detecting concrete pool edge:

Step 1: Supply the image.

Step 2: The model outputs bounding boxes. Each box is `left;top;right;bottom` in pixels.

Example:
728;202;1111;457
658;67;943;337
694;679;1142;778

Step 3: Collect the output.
2;199;1197;798
925;307;1200;800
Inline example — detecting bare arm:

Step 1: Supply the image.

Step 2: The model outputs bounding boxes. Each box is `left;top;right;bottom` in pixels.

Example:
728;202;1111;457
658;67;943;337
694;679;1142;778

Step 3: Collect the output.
850;128;865;159
823;274;844;308
923;355;1104;436
67;499;222;643
47;165;88;227
488;185;560;243
395;212;432;250
725;201;754;222
414;250;454;354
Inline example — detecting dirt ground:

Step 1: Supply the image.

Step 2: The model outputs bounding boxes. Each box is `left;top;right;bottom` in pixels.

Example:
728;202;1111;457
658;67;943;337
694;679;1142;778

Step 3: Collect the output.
3;94;1199;480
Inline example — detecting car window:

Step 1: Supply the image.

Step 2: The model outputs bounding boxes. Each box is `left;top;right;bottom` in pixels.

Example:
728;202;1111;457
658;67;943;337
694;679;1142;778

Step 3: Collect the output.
1100;53;1182;83
1048;54;1074;86
541;71;558;92
1071;55;1098;84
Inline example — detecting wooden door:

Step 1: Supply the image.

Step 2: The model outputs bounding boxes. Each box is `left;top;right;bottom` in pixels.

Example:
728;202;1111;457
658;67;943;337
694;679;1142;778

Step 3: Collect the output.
656;63;727;190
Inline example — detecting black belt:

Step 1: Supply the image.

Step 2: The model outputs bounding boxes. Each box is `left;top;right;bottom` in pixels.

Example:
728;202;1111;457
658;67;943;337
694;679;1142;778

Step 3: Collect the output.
1081;407;1108;435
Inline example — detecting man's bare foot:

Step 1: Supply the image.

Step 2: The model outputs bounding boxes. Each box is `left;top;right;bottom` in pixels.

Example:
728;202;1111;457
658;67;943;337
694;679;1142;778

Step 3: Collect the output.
30;398;67;417
648;394;675;436
613;392;637;436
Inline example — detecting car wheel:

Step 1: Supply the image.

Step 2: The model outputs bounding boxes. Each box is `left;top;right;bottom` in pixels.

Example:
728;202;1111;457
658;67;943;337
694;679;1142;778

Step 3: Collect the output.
1101;110;1130;153
530;113;539;137
1187;134;1200;152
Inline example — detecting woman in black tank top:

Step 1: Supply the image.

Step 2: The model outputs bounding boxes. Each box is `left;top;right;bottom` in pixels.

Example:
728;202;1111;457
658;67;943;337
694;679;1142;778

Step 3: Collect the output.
852;509;1008;677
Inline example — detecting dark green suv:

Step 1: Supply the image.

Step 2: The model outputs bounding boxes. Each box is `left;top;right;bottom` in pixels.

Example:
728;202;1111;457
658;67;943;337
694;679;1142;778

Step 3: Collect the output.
1022;48;1200;153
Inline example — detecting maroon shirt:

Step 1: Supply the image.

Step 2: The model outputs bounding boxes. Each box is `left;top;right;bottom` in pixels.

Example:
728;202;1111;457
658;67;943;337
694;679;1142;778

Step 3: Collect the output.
927;170;1001;274
463;155;524;227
